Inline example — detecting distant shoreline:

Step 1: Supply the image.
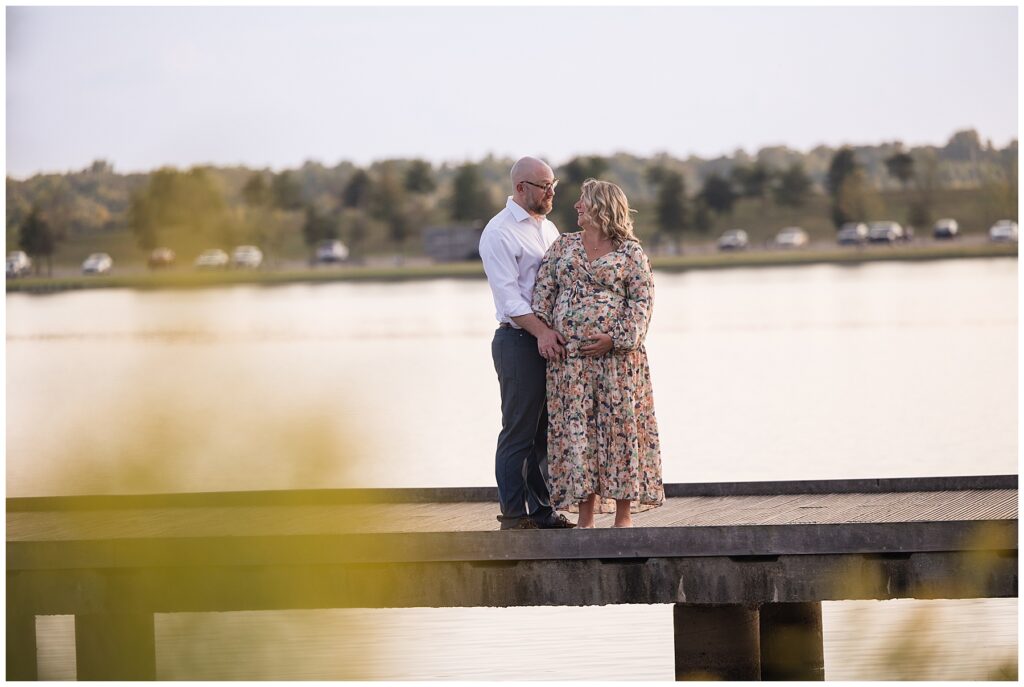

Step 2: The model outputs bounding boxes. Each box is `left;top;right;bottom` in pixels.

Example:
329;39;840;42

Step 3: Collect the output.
6;243;1017;294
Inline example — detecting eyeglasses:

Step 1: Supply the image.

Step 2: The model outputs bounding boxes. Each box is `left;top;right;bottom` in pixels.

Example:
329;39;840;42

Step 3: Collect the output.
520;179;559;193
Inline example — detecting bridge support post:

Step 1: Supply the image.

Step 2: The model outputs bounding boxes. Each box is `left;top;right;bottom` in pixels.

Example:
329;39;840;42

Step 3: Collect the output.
673;603;760;680
6;609;38;680
759;601;825;680
75;611;156;680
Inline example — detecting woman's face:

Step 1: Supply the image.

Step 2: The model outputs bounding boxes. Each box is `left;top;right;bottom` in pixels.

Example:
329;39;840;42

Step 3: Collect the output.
574;194;596;231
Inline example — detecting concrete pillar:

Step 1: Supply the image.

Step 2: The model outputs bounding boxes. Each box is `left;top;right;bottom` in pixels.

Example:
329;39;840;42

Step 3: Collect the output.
75;611;156;680
6;610;38;680
759;602;825;681
673;603;760;680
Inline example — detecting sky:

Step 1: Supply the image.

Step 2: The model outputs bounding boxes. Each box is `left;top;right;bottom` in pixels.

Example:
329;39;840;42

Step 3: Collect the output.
4;4;1019;178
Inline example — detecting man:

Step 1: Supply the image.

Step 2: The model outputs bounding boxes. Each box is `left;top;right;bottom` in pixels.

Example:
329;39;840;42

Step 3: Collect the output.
479;156;575;530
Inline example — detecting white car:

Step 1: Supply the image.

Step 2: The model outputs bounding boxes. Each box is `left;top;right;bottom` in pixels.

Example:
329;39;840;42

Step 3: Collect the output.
81;253;113;275
315;239;350;263
231;245;263;269
988;220;1018;242
932;218;959;239
6;251;32;278
774;227;809;248
837;223;868;245
716;229;749;251
868;221;905;243
194;249;229;270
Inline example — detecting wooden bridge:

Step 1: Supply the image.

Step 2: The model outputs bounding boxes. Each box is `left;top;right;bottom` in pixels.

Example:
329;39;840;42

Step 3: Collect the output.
7;475;1017;680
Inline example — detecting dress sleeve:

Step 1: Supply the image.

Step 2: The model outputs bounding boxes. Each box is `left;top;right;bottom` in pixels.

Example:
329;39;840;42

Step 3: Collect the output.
531;237;561;327
610;243;654;351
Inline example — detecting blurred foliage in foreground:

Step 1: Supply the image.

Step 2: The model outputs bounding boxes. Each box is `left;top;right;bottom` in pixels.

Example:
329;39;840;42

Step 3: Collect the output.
6;128;1017;270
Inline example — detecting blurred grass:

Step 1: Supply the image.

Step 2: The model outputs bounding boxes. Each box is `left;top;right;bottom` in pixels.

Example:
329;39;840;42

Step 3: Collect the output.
20;309;399;679
818;522;1019;681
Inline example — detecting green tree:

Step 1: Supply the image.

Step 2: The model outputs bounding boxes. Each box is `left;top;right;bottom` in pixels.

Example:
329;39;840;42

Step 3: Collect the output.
731;162;772;201
371;169;413;255
774;163;812;209
554;156;608;231
404;160;436;194
342;169;373;210
242;172;272;207
653;169;688;247
18;205;56;276
832;169;880;227
943;129;982;162
271;171;304;210
826;148;858;196
827;148;865;228
450;163;493;222
345;213;370;260
34;178;76;240
699;173;737;215
301;205;338;256
885;152;915;189
908;151;940;230
692;197;714;233
128;167;228;250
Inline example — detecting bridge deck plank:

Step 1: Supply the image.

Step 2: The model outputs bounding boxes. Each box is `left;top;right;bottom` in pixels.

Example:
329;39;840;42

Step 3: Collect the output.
7;489;1017;542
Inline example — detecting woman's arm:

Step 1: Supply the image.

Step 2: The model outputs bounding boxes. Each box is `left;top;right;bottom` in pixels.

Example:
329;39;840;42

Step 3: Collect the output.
609;243;655;351
531;238;561;328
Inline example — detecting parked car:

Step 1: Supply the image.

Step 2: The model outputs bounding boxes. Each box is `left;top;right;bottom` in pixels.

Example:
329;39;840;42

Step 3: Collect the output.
836;223;868;245
81;253;113;275
231;245;263;269
774;227;809;248
314;239;350;263
148;247;177;268
194;249;229;270
717;229;749;251
6;251;32;278
988;219;1018;242
932;218;959;239
868;221;905;243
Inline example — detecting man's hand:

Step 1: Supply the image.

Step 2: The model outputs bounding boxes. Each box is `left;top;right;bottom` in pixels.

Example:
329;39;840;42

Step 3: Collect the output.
537;327;567;362
510;313;566;362
580;332;612;357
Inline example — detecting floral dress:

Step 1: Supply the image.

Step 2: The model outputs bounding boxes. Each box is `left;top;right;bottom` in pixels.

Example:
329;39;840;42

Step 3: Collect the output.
532;233;664;513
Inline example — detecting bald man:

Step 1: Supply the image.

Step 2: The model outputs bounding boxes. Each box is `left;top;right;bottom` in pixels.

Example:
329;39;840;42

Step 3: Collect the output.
479;157;575;530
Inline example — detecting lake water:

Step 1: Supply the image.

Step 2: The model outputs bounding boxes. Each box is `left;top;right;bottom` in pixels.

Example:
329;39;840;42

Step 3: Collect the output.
7;258;1018;679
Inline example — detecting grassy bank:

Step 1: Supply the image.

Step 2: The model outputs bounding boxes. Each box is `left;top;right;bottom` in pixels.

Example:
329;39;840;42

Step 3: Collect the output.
6;241;1017;294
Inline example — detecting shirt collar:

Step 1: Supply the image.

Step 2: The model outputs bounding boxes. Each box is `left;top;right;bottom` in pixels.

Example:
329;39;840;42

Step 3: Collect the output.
506;196;543;224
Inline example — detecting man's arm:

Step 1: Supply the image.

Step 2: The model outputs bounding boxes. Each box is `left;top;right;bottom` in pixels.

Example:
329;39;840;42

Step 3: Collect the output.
480;228;566;361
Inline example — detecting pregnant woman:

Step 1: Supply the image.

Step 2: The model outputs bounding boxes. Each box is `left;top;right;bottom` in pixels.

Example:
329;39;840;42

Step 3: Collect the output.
532;178;664;528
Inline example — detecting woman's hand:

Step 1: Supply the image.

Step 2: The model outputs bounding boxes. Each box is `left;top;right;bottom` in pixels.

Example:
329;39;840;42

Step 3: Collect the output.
580;332;612;357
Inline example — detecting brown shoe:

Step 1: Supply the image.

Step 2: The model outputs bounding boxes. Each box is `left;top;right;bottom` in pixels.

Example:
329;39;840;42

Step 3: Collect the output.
498;516;539;530
534;513;577;529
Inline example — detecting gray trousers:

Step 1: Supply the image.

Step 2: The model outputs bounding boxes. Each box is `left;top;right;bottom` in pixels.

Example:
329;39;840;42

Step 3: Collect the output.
491;326;554;522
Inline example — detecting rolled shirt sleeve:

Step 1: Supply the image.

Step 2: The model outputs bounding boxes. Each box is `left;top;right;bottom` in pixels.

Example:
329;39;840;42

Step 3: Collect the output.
479;228;535;320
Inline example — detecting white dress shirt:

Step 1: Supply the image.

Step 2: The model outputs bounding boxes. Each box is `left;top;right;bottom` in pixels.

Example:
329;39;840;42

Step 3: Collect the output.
479;197;561;328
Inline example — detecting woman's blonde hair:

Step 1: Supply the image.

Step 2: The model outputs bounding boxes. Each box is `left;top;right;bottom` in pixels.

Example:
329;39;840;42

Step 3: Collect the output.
580;178;638;244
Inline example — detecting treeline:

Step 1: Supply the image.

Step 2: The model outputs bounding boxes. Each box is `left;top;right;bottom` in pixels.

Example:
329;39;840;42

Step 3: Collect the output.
6;129;1018;269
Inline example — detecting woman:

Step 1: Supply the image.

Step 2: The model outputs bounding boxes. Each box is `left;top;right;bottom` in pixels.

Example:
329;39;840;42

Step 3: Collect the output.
532;178;664;528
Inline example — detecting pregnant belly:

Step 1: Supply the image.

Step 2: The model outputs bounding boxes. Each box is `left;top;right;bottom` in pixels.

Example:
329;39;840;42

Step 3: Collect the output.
555;302;617;356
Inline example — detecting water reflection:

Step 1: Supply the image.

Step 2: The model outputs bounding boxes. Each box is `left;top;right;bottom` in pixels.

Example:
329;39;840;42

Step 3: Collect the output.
7;259;1016;496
